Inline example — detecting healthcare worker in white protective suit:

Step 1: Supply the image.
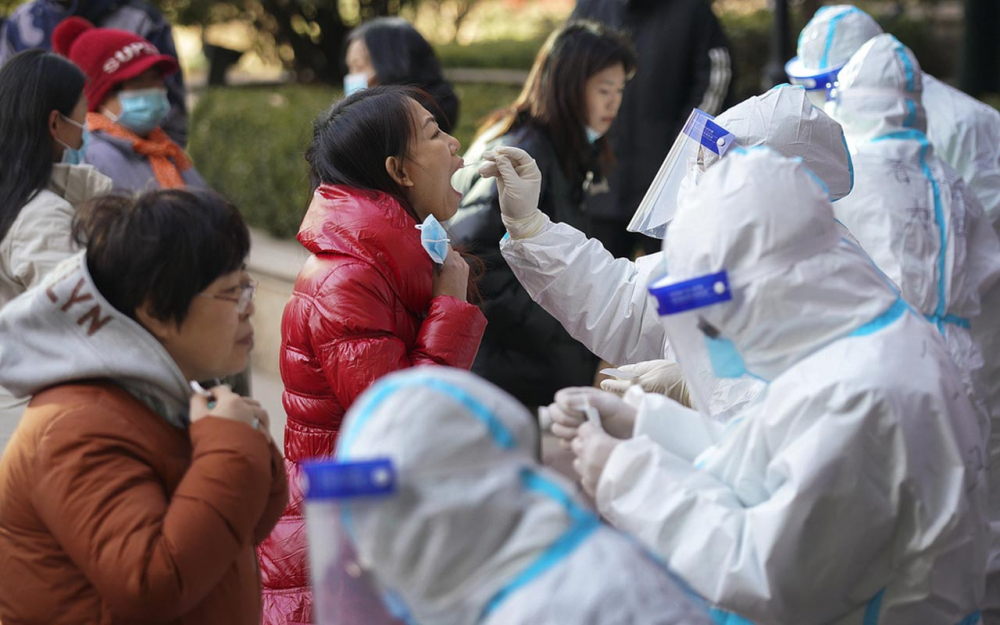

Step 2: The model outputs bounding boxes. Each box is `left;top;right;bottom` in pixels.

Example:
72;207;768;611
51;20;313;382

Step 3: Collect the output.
828;33;1000;621
493;84;854;417
330;367;715;625
543;148;989;623
786;4;1000;222
786;5;1000;443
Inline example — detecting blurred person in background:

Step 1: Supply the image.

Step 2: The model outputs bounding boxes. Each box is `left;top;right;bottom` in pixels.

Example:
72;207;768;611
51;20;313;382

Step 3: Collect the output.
0;0;188;145
572;0;734;258
0;48;111;452
53;16;207;191
449;20;635;411
344;17;459;134
258;85;486;625
0;189;287;624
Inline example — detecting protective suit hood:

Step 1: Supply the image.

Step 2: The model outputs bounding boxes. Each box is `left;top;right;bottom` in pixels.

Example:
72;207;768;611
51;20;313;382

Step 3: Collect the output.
714;85;854;200
664;148;897;381
790;5;882;74
831;34;927;142
335;368;710;624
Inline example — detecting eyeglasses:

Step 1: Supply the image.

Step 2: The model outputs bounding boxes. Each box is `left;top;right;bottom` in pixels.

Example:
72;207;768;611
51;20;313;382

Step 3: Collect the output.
201;279;257;315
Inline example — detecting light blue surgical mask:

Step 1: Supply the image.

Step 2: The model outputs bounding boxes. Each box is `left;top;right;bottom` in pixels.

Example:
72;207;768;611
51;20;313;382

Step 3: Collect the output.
585;126;604;144
56;114;89;165
416;214;450;264
344;72;369;97
703;335;748;379
108;87;170;136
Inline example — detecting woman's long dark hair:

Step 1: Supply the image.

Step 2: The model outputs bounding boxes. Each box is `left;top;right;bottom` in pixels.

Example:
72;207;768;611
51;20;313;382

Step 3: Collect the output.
0;49;86;242
479;20;636;180
346;17;458;132
306;85;483;302
348;18;445;86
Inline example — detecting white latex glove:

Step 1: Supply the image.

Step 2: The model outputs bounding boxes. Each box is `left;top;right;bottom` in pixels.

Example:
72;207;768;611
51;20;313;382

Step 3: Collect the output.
479;146;548;239
548;386;637;444
601;359;693;407
571;422;620;497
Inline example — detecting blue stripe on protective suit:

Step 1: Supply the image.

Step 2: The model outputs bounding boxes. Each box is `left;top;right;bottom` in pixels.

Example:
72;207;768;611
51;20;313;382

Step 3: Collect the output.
871;129;950;335
892;38;917;92
863;587;980;625
480;470;601;618
822;7;861;68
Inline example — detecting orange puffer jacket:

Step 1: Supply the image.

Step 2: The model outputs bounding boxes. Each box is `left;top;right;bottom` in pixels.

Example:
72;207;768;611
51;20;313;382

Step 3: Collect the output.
0;382;288;624
258;185;486;624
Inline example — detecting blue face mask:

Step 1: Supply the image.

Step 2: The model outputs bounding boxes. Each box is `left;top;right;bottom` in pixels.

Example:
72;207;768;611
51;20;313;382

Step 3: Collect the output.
585;126;604;144
344;72;369;97
703;335;749;379
416;214;450;264
110;88;170;136
56;114;89;165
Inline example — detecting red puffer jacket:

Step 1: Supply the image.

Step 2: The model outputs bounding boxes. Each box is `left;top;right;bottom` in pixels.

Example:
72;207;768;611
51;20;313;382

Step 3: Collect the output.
258;185;487;624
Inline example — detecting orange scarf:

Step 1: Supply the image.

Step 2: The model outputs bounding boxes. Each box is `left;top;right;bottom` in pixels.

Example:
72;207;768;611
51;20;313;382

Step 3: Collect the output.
86;112;192;189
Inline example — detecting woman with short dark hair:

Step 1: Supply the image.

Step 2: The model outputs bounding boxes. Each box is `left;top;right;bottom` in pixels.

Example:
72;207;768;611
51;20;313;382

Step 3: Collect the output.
449;20;636;410
0;189;288;624
344;17;459;133
0;48;112;449
258;85;486;624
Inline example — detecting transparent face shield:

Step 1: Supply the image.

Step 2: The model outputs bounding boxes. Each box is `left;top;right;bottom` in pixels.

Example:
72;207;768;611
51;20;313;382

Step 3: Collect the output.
302;458;408;625
627;109;735;239
647;270;742;420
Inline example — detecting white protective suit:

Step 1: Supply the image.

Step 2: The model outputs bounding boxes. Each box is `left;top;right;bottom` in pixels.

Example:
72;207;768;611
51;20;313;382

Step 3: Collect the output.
789;6;1000;447
789;4;1000;221
830;33;1000;618
598;148;989;623
500;85;855;419
829;35;1000;411
333;367;714;625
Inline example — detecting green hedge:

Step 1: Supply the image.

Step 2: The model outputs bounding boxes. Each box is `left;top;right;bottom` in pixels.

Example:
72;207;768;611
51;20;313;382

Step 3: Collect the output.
188;82;522;238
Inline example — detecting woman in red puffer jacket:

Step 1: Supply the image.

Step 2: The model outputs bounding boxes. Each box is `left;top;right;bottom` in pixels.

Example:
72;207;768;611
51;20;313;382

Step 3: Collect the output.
258;86;487;625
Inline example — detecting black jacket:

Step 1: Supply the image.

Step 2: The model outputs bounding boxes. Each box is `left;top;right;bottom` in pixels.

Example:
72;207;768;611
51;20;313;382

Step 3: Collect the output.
450;124;600;408
573;0;735;218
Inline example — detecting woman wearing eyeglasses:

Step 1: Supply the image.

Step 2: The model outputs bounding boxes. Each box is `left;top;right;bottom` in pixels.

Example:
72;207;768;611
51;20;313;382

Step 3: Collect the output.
0;189;288;624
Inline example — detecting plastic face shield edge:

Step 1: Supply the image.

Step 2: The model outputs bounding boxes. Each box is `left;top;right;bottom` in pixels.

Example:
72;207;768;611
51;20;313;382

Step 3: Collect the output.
626;109;735;239
785;57;845;104
647;270;736;419
302;458;406;625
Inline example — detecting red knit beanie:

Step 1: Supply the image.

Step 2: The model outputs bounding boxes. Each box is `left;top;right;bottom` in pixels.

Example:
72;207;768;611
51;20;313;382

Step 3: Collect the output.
52;16;179;112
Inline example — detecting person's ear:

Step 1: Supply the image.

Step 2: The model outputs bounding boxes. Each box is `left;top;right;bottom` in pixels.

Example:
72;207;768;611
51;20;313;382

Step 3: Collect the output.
48;110;61;140
135;301;176;343
385;155;414;187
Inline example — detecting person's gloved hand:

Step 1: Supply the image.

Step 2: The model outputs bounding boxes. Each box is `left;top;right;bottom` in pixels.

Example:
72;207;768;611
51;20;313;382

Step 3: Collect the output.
479;146;548;239
548;387;637;444
571;422;620;497
600;360;693;407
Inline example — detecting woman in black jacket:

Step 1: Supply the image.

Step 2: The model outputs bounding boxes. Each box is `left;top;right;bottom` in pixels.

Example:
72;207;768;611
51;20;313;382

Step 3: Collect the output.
449;21;635;409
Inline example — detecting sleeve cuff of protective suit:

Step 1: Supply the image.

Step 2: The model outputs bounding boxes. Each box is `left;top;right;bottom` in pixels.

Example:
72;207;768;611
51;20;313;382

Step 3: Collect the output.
630;390;724;462
501;210;550;240
595;434;693;523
